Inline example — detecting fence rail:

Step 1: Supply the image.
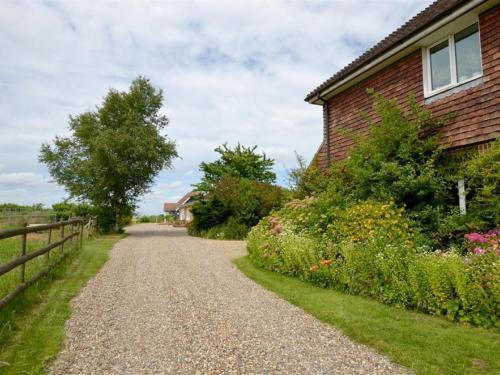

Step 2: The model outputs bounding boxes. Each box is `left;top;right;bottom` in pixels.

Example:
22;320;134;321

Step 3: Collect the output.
0;217;96;310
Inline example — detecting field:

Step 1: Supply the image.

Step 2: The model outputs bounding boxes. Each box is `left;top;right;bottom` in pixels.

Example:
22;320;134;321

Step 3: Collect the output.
0;211;56;229
0;224;82;307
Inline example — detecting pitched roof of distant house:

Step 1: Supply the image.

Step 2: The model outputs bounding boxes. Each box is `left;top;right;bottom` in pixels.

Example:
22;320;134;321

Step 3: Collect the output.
305;0;475;102
163;202;177;212
177;191;199;207
163;191;199;212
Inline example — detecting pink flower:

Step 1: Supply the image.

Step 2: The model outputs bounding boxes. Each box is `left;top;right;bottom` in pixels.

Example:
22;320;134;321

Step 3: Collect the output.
485;230;500;238
473;247;486;255
465;233;488;243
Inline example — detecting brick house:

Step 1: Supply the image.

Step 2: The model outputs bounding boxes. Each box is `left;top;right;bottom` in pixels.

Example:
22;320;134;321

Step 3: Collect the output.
307;0;499;170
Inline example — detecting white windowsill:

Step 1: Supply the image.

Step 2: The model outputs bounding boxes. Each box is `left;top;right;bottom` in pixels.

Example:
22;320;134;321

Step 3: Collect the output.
424;76;483;104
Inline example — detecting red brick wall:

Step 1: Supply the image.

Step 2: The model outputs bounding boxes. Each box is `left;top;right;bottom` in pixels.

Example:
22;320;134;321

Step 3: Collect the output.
315;6;500;170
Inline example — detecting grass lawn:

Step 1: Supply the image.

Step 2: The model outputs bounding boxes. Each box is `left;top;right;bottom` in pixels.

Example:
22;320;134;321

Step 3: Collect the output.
1;237;52;299
234;256;500;375
0;234;124;374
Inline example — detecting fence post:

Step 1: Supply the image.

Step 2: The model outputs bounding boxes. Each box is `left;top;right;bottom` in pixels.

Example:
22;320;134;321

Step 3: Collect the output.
19;223;27;284
60;222;65;254
79;220;84;249
46;227;52;264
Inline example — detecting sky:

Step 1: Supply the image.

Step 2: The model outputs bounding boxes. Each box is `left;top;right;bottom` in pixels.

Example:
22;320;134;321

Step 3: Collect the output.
0;0;432;215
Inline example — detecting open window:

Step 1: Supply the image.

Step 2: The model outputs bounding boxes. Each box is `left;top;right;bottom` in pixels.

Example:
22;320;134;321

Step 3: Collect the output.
423;22;482;97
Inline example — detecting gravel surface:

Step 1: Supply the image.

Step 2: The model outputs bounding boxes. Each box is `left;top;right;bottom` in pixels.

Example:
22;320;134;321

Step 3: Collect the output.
50;223;408;374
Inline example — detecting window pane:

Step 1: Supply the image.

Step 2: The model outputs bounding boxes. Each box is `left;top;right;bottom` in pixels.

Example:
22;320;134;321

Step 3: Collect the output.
430;40;451;90
455;23;482;82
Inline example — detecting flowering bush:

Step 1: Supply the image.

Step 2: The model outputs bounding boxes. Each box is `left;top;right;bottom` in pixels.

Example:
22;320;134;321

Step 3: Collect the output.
464;230;499;256
327;200;418;245
246;95;499;327
247;201;500;327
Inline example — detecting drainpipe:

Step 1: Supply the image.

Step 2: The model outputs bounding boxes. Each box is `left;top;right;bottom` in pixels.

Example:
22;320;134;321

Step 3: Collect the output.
317;94;331;166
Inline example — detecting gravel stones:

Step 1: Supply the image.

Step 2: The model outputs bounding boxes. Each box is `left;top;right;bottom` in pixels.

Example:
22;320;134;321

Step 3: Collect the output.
50;224;409;374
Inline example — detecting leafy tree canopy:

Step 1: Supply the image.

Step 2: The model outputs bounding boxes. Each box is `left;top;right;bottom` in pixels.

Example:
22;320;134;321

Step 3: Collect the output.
39;76;177;232
195;143;276;192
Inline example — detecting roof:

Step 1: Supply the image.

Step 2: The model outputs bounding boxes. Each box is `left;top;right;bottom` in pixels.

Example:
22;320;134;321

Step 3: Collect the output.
305;0;476;102
163;191;199;212
177;191;199;206
163;203;177;212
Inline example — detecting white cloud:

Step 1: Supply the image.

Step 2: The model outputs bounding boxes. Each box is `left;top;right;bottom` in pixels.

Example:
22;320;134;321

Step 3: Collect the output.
0;0;433;214
0;172;65;206
0;172;44;187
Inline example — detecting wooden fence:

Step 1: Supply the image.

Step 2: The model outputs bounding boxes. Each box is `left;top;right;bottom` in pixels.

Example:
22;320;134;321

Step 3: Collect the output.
0;217;96;310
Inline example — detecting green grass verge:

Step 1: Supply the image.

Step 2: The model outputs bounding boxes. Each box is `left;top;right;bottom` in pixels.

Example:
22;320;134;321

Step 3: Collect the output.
234;256;500;375
0;234;124;374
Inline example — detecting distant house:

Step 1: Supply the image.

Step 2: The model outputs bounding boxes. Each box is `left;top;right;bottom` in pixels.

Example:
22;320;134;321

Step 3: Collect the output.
163;203;177;217
163;191;199;224
307;0;499;170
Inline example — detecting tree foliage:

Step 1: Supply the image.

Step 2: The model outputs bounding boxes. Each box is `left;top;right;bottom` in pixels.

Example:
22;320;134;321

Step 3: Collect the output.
190;143;281;239
0;203;46;211
286;152;308;191
194;143;275;193
286;152;328;199
51;201;94;220
189;176;284;238
39;76;177;232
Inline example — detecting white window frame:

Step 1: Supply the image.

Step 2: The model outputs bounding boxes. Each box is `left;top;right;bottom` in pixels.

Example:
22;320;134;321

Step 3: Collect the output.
422;20;483;98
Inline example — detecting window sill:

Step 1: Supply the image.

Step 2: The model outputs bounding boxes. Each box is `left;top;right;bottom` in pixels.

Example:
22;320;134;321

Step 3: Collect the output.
424;77;483;104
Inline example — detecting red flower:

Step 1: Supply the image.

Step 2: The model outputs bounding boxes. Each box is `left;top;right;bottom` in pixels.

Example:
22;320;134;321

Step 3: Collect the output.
319;259;332;267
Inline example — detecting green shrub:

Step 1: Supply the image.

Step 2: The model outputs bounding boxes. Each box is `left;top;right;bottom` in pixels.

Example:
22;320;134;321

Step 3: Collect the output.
190;195;231;231
335;93;455;236
464;138;500;230
214;176;284;227
190;176;284;239
424;140;500;247
189;217;250;240
297;92;460;241
137;215;165;223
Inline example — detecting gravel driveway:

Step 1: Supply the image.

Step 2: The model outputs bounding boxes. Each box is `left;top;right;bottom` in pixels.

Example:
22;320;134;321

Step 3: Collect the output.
50;223;407;374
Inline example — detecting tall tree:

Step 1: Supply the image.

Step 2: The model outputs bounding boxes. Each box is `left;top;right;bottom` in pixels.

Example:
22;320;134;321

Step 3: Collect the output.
40;76;177;231
195;143;276;193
